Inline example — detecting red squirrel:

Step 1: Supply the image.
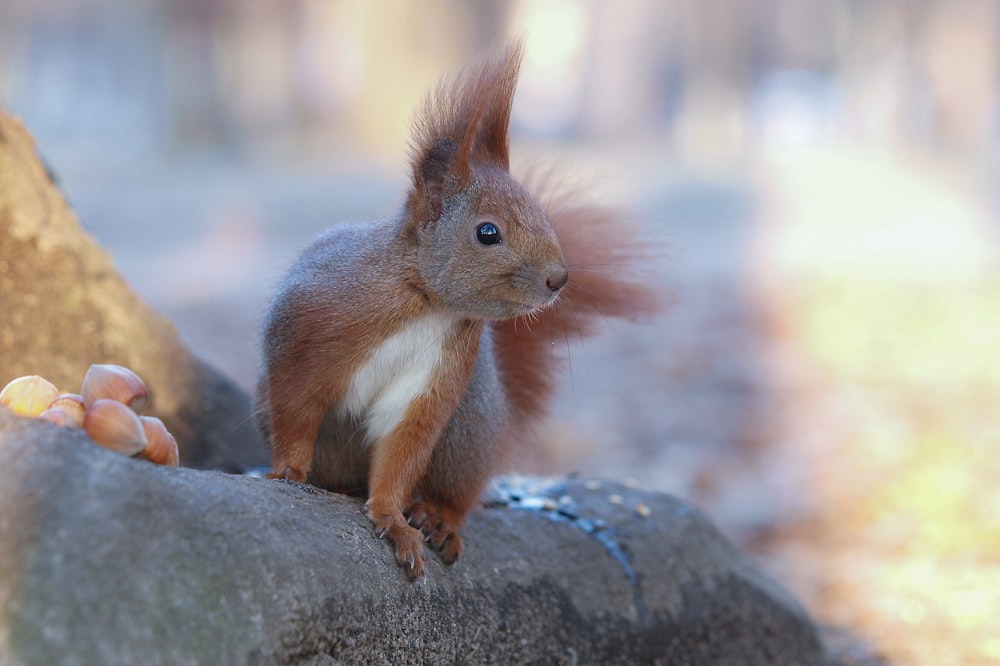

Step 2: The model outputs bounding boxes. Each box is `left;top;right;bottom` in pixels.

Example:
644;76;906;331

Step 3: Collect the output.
255;41;659;579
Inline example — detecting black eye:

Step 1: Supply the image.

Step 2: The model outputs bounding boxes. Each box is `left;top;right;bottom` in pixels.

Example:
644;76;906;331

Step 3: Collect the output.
475;222;502;246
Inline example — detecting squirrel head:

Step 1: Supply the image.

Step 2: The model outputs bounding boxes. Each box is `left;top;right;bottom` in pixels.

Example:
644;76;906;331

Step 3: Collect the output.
404;41;568;320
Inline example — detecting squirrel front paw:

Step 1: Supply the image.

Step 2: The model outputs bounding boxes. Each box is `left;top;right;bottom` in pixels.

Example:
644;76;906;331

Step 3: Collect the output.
364;501;427;580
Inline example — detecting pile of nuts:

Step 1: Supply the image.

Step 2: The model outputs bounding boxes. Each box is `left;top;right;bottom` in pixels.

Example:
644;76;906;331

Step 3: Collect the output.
0;364;179;466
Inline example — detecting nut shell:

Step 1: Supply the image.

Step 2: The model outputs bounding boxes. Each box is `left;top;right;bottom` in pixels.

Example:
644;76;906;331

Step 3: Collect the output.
0;375;60;417
39;407;74;427
83;398;148;456
48;393;86;428
81;364;149;414
140;416;179;466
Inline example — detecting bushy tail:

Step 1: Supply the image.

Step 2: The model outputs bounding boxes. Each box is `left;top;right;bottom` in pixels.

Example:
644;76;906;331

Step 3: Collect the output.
492;188;666;428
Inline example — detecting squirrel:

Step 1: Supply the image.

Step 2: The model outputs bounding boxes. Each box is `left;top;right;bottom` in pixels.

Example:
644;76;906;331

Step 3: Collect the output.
255;41;660;579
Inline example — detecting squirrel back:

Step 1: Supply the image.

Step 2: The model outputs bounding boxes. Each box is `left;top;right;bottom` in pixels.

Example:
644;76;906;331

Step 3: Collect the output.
257;40;663;580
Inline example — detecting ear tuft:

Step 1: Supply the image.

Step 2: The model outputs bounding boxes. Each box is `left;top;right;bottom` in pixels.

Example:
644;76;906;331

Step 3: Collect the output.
409;40;524;191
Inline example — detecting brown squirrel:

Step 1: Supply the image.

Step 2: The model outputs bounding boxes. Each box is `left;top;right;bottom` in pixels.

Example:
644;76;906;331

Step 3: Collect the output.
255;41;659;579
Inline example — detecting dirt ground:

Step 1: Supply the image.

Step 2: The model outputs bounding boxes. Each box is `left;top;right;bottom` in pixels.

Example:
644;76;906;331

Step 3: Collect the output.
58;138;1000;665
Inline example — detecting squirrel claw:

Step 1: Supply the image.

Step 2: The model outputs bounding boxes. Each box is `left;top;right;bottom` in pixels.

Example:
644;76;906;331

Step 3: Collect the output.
365;504;427;579
393;530;426;580
408;514;427;529
408;501;464;564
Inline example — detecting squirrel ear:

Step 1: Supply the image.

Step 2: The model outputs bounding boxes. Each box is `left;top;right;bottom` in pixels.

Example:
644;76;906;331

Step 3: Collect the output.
408;41;524;223
472;45;520;170
469;40;522;171
417;139;460;222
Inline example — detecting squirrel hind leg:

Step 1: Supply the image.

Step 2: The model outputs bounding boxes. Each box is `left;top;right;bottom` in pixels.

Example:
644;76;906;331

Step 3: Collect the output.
408;500;466;564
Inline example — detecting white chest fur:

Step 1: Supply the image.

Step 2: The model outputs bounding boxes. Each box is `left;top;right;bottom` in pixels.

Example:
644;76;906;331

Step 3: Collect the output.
341;313;456;443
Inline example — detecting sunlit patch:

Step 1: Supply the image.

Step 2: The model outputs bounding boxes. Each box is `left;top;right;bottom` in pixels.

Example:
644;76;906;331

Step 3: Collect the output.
753;143;1000;665
508;0;588;134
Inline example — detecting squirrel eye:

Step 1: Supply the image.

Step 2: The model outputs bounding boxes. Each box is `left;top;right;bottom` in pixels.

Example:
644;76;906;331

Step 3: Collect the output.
475;222;502;246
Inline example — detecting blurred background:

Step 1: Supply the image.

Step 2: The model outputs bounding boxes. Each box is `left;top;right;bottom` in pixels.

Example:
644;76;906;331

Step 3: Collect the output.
2;1;999;663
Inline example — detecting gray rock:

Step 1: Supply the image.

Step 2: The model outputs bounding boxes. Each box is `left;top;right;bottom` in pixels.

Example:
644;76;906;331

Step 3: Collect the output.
0;108;267;471
0;409;835;666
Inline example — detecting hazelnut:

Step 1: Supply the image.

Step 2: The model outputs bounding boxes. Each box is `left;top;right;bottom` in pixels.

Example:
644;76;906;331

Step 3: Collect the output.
83;398;147;456
139;416;179;466
39;407;74;427
0;375;60;417
48;393;86;428
81;364;148;414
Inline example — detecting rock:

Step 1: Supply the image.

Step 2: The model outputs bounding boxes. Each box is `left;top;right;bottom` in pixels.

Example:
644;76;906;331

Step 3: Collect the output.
0;410;837;665
0;108;267;471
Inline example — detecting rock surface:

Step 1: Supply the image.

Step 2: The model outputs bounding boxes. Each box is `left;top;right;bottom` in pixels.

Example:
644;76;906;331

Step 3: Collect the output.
0;108;267;470
0;409;835;666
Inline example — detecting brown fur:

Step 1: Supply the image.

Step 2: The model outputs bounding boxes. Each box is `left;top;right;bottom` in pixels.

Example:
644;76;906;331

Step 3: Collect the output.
493;194;663;427
255;40;663;580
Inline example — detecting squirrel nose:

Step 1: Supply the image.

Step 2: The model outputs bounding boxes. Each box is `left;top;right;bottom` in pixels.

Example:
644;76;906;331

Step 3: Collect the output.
546;266;569;293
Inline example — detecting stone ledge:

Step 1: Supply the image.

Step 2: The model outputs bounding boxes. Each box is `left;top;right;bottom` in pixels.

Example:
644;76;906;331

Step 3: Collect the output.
0;409;833;666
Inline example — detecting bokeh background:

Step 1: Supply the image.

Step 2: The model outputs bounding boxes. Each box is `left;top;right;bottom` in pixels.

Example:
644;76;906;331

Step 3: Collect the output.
2;1;999;663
